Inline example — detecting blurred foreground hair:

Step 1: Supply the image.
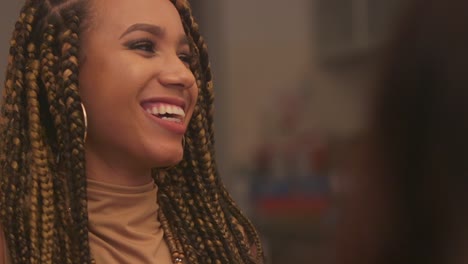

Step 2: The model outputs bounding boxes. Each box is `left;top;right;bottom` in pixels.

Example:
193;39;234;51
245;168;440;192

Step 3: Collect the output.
335;1;468;264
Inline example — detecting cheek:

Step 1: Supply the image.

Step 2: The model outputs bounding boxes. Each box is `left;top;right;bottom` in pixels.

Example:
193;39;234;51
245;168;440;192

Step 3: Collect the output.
190;85;200;114
79;63;131;133
79;57;143;102
193;85;200;102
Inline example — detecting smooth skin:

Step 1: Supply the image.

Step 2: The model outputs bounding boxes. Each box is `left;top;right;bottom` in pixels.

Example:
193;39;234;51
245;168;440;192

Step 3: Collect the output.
80;0;199;187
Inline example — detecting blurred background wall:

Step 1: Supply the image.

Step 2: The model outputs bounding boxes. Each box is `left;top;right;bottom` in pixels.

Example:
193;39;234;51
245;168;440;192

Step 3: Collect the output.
0;1;24;76
192;1;403;262
0;0;404;263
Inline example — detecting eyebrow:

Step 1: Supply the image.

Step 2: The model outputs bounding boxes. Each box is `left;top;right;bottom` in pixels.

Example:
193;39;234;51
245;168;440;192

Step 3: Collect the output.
119;23;165;39
179;36;189;47
119;23;190;47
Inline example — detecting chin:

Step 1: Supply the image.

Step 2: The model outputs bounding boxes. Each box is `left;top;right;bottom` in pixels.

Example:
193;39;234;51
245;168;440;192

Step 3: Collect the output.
156;157;183;168
140;139;185;168
151;149;184;168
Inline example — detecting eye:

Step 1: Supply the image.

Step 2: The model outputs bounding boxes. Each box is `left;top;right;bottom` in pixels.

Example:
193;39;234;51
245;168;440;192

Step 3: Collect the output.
178;52;193;67
126;38;156;54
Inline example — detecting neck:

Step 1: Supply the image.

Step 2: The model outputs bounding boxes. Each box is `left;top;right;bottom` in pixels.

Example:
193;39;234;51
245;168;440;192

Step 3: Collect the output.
84;146;153;186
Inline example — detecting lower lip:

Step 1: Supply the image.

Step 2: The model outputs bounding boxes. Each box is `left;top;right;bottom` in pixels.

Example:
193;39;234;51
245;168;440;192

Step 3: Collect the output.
143;109;186;135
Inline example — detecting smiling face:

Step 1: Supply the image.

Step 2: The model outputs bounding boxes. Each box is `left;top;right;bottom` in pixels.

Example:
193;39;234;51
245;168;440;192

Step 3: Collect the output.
79;0;198;174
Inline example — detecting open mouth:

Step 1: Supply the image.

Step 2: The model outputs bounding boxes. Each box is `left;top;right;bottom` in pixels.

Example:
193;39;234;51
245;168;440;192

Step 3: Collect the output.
143;103;186;123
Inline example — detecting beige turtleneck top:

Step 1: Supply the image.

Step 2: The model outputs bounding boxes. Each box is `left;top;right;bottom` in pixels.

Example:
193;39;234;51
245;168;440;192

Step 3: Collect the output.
87;178;172;263
1;179;173;264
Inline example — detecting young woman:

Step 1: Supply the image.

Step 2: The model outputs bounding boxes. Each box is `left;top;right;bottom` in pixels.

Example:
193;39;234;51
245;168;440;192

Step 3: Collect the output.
0;0;264;263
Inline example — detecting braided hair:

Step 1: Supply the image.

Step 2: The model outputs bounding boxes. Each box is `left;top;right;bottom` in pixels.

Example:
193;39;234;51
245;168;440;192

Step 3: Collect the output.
0;0;264;263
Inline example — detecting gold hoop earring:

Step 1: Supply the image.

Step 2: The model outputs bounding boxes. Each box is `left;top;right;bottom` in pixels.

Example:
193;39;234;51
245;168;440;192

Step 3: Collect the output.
81;103;88;142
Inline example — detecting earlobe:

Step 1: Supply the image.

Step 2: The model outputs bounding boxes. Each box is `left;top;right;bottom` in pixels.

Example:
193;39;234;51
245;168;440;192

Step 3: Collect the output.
250;243;257;258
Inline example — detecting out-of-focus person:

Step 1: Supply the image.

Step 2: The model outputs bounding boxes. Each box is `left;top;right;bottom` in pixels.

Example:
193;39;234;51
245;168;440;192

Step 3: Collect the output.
334;0;468;263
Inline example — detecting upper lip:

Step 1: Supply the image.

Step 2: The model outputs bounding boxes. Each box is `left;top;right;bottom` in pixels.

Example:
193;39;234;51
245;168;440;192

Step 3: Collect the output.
140;96;187;113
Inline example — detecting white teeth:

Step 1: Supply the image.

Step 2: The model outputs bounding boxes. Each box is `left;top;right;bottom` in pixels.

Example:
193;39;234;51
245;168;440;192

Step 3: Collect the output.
160;105;167;114
161;116;182;123
169;105;176;115
146;104;186;118
175;107;185;116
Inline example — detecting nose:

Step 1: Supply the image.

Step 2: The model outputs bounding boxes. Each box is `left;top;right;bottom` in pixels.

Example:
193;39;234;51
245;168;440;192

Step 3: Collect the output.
158;55;196;89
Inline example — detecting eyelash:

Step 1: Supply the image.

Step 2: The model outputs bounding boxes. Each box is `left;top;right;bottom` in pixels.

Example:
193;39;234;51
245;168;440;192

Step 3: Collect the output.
126;38;194;65
127;38;155;53
178;53;193;66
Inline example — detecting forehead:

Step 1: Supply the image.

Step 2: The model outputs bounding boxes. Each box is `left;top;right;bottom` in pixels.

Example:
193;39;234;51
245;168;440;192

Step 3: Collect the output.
89;0;183;33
